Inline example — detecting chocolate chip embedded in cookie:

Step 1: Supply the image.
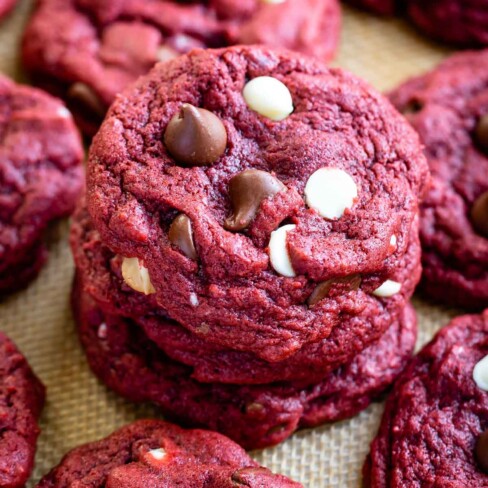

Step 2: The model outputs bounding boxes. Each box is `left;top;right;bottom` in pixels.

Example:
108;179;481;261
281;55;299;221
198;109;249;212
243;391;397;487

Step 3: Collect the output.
390;50;488;309
364;310;488;487
36;419;302;487
22;0;341;136
0;332;45;488
87;45;427;362
0;75;83;296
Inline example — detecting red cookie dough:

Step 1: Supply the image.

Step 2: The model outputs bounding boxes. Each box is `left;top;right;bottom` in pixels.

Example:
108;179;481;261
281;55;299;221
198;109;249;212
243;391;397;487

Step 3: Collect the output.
390;50;488;309
345;0;394;15
0;0;15;20
0;332;45;488
86;45;428;362
0;75;84;296
407;0;488;47
73;274;417;449
364;310;488;487
37;419;300;488
22;0;341;136
71;202;421;385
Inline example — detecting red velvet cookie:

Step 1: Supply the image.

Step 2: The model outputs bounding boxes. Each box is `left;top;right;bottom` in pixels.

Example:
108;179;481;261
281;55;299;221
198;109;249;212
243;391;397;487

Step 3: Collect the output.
390;51;488;309
37;419;300;488
364;310;488;487
71;202;421;385
22;0;341;136
0;332;45;488
73;274;417;449
0;0;15;20
0;75;84;296
407;0;488;47
86;45;428;363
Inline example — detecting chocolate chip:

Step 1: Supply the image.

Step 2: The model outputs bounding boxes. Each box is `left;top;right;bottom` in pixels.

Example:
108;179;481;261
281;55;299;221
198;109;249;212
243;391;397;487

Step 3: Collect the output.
475;114;488;154
224;169;285;231
476;429;488;473
168;214;197;260
402;100;423;115
471;191;488;238
308;275;361;307
164;104;227;166
67;82;106;119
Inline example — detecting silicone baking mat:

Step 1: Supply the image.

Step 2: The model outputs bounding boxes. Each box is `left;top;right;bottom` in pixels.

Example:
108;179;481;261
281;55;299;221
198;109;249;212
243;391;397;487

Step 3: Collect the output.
0;2;461;486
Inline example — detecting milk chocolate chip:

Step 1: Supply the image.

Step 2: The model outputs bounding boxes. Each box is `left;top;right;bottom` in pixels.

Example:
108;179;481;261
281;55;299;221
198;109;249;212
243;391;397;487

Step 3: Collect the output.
475;114;488;154
476;429;488;474
67;82;106;118
168;214;197;260
471;191;488;238
224;169;285;231
164;104;227;166
308;275;361;306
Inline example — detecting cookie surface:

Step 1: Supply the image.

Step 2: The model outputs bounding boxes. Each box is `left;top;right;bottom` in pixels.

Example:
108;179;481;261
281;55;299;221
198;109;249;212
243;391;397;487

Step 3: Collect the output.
390;51;488;309
71;202;421;385
73;274;417;449
86;45;427;362
0;332;45;488
407;0;488;46
364;310;488;487
22;0;341;136
0;75;84;296
0;0;15;20
37;419;300;488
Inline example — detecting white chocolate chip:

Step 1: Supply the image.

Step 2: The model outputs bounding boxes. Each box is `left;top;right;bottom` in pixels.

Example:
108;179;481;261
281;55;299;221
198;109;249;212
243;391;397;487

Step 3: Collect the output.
390;235;397;247
304;168;358;220
373;280;401;298
474;355;488;391
269;224;296;277
156;46;178;62
121;257;156;295
97;323;107;340
243;76;293;121
57;107;72;119
190;292;199;307
148;448;166;460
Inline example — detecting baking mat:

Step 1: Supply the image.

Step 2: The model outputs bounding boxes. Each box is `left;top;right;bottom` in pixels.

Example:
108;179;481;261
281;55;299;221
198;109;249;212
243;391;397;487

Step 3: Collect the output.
0;2;462;486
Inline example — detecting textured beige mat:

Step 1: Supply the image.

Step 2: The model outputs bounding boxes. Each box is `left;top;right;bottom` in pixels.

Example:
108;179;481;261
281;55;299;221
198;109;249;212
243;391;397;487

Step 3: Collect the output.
0;2;462;486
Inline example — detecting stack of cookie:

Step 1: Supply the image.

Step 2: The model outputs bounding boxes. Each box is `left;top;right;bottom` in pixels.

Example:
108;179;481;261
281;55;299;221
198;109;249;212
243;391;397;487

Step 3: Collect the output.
70;45;428;449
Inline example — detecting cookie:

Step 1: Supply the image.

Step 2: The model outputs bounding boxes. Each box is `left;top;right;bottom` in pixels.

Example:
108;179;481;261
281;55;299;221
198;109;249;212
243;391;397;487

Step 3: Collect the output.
0;332;45;488
86;45;428;363
346;0;395;15
22;0;341;136
71;201;421;385
390;50;488;309
37;419;300;488
407;0;488;47
73;274;417;449
0;0;15;20
364;310;488;487
0;75;84;296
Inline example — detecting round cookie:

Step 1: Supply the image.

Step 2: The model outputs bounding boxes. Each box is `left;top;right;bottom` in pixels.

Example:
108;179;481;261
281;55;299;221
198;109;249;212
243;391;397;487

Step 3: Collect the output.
364;310;488;487
0;332;45;488
86;45;428;362
0;0;15;20
73;275;417;449
37;419;300;488
71;202;421;385
346;0;395;15
390;50;488;309
22;0;341;136
407;0;488;47
0;75;84;296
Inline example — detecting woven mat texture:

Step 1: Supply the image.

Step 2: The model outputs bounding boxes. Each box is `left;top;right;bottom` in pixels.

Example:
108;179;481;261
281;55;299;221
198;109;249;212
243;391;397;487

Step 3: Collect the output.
0;2;462;486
